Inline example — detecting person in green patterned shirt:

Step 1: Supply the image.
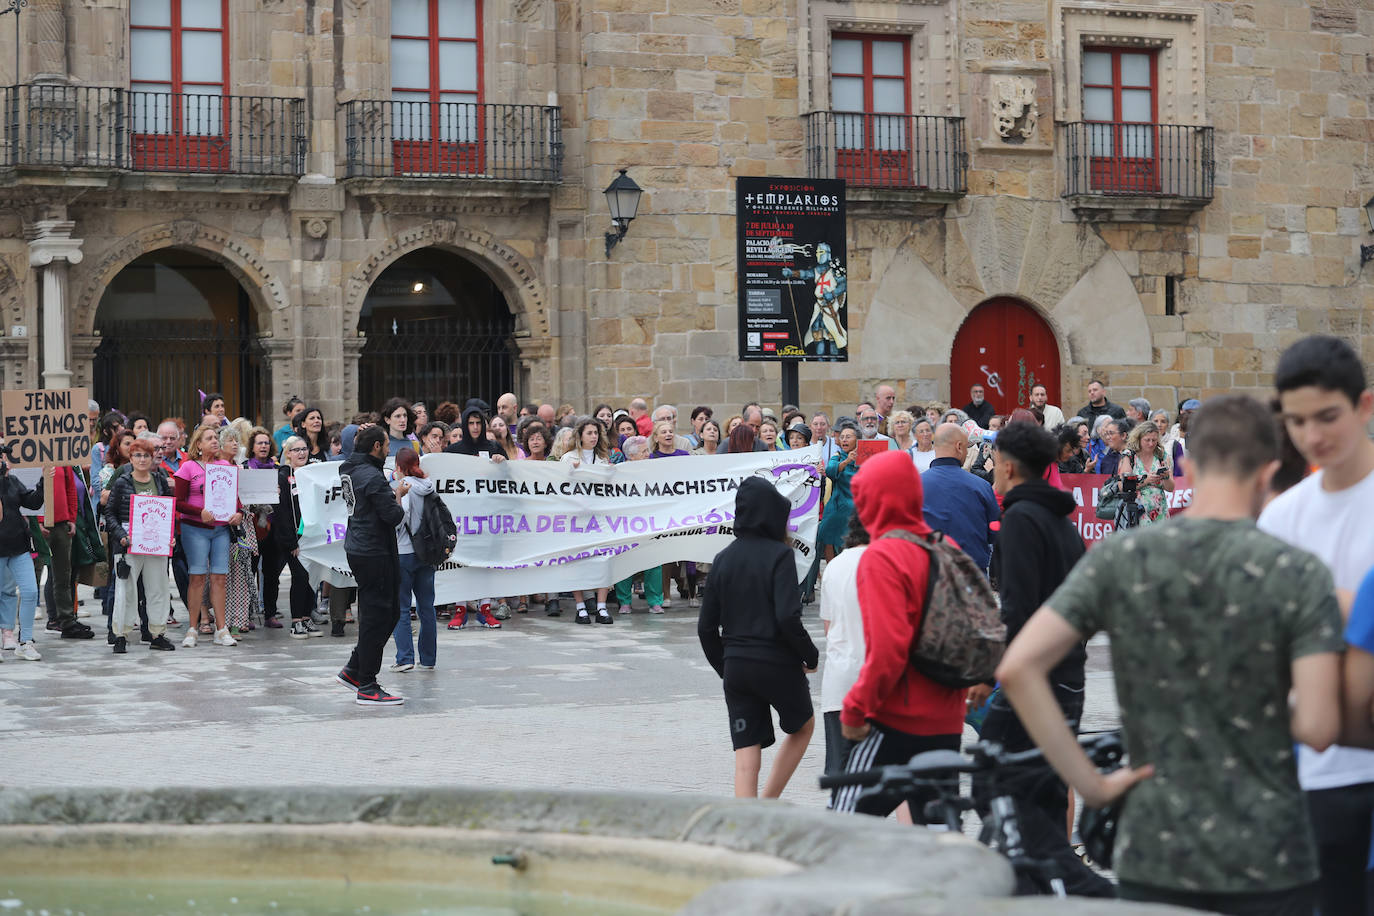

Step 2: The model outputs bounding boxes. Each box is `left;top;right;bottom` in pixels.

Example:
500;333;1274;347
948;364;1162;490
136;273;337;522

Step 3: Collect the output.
997;394;1343;915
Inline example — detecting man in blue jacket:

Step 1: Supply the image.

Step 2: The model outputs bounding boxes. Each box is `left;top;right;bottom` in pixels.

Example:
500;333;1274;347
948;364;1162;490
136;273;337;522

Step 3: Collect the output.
334;426;408;707
919;423;1000;574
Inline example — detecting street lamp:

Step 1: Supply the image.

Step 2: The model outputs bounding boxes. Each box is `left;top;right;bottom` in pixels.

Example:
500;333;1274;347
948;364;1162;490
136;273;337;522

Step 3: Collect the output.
0;0;26;85
603;168;643;258
1362;195;1374;265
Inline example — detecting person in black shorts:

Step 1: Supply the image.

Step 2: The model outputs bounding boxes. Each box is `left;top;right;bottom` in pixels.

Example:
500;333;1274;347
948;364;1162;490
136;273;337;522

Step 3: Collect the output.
699;476;819;798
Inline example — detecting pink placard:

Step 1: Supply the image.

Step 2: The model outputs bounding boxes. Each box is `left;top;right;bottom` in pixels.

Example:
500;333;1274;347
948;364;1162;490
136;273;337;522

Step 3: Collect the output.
128;495;176;557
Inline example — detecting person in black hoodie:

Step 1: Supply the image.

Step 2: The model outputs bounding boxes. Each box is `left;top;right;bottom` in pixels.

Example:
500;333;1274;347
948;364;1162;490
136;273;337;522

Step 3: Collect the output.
698;476;819;799
334;425;408;707
443;403;507;461
979;421;1112;897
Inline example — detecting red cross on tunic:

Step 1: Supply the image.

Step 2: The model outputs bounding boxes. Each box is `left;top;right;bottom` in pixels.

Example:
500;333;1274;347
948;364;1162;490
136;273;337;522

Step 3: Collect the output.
815;269;837;298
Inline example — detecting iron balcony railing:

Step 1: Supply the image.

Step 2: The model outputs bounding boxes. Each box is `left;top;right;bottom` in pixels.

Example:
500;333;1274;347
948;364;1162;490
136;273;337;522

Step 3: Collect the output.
342;99;562;182
0;84;306;176
1063;121;1213;200
804;111;967;194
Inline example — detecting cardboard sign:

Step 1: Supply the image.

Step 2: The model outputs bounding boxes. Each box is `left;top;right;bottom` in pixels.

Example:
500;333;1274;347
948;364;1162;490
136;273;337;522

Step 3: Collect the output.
204;464;239;521
0;388;92;469
854;440;888;465
128;495;175;557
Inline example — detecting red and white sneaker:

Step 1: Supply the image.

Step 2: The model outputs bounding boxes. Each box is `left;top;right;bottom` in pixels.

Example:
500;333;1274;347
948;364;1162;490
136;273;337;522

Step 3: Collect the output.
475;608;501;629
447;609;468;630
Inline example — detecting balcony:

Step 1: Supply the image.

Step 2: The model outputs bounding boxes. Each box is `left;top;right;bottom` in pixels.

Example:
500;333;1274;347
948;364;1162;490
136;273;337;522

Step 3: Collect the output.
0;84;306;182
1062;121;1213;222
804;111;967;204
341;100;562;189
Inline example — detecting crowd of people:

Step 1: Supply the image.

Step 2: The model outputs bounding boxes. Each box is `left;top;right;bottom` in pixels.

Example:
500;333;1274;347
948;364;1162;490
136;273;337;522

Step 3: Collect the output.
1;334;1372;914
694;334;1374;916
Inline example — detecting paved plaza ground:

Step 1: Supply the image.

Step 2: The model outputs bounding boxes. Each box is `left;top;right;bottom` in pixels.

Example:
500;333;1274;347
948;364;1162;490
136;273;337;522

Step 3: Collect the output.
6;583;1118;806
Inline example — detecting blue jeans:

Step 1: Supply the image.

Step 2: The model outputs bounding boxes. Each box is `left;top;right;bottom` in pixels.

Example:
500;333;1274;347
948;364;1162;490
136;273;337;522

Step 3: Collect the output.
180;523;230;575
0;552;39;643
392;552;436;667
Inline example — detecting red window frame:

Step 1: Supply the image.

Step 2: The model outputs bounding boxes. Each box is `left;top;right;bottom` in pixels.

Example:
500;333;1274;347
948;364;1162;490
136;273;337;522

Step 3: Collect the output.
829;33;915;188
1082;47;1159;193
390;0;485;176
129;0;231;172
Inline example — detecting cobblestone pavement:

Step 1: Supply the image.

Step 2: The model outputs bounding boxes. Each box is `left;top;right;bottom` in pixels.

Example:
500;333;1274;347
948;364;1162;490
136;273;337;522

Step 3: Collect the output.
5;584;1117;808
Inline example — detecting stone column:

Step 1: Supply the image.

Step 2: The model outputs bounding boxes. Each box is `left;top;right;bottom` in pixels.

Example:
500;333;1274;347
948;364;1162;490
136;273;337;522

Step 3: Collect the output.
26;219;83;390
30;0;68;82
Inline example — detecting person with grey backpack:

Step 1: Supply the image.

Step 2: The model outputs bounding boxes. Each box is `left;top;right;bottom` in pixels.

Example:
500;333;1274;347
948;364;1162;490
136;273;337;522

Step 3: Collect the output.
389;448;444;672
830;449;1003;820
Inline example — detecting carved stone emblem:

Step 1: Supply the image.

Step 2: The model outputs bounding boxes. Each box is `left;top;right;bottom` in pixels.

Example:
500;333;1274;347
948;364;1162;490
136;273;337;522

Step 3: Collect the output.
992;77;1039;141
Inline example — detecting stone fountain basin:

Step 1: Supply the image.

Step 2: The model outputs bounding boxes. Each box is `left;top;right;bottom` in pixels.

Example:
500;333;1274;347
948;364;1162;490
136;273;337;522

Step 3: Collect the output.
0;787;1188;914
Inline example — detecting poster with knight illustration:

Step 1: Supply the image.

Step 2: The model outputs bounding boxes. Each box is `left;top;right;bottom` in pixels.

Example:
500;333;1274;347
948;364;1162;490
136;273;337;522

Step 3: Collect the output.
736;177;847;362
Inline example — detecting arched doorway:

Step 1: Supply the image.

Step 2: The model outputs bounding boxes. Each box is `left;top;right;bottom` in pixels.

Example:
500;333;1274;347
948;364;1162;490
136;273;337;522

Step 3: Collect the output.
950;297;1060;416
358;248;516;412
93;249;265;423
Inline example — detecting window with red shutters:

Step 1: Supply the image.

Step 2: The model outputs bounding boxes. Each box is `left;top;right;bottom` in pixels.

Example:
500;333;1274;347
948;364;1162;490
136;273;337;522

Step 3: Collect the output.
829;33;913;187
1081;48;1159;193
129;0;230;171
390;0;484;176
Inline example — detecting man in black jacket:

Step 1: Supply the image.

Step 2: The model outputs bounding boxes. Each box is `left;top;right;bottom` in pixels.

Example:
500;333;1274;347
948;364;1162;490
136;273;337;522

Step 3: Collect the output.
335;426;408;707
698;477;819;799
1076;379;1127;425
978;422;1112;896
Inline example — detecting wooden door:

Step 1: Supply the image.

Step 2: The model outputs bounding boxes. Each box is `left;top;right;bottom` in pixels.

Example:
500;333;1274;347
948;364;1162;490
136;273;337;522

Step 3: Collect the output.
950;298;1060;417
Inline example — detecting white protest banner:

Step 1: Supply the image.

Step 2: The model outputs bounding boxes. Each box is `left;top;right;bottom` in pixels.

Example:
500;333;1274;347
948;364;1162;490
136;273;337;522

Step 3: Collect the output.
204;464;239;521
295;447;823;601
0;387;92;469
238;468;279;505
128;495;175;556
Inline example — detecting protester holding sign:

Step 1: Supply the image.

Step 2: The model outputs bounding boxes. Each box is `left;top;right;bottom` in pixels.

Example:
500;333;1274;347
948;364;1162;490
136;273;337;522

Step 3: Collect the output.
104;439;177;654
820;427;859;562
0;445;46;660
270;436;322;637
173;424;243;649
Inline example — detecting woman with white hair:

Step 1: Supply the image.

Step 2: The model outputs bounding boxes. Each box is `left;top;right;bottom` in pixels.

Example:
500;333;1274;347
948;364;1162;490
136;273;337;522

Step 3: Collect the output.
217;425;262;637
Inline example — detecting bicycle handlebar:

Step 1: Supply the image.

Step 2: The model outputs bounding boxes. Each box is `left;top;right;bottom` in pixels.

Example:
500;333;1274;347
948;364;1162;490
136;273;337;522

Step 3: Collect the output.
818;731;1123;792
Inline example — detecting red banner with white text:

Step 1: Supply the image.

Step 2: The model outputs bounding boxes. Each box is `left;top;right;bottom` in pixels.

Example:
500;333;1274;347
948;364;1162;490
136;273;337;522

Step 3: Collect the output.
1059;474;1193;548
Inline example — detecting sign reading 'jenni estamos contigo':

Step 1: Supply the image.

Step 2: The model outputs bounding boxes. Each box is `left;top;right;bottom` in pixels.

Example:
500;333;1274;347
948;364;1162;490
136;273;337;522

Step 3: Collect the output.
0;387;93;469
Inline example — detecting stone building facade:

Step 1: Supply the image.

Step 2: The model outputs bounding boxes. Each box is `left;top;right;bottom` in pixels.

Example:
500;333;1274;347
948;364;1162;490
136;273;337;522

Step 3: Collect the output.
0;0;1370;424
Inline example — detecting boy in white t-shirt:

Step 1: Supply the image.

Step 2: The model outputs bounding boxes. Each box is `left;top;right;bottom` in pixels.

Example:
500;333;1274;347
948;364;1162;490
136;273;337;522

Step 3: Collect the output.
1259;334;1374;916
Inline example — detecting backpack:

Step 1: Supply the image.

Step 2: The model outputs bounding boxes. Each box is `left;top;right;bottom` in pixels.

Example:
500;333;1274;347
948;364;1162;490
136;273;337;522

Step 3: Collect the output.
879;528;1006;688
409;491;458;567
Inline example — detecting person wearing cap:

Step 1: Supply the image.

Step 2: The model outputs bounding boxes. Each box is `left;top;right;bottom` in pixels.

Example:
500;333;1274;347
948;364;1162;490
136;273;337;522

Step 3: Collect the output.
785;423;811;450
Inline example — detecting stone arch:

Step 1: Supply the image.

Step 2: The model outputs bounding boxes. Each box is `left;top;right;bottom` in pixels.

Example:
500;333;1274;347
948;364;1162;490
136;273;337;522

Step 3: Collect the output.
342;220;549;337
72;220;289;338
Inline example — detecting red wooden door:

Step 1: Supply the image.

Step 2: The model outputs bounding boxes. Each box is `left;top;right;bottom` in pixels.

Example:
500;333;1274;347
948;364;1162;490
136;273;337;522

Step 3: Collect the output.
950;298;1060;417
